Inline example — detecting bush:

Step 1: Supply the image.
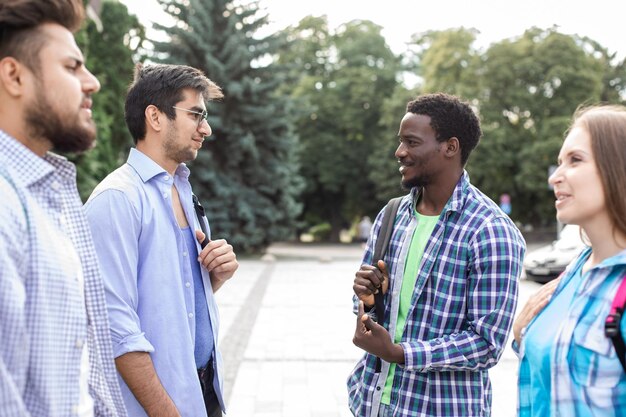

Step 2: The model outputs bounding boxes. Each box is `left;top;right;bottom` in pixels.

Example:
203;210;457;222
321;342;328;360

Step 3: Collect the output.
308;222;332;242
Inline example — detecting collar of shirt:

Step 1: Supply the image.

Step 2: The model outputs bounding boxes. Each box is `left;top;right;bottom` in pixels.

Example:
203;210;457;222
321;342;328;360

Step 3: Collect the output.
0;130;76;188
127;147;191;183
406;170;470;216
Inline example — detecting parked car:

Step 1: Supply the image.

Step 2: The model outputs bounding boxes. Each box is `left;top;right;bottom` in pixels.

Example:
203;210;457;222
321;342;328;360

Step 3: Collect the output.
523;224;586;283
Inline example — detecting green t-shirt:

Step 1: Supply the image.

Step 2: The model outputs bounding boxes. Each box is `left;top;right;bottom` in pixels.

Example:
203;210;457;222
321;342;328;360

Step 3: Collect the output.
381;211;439;405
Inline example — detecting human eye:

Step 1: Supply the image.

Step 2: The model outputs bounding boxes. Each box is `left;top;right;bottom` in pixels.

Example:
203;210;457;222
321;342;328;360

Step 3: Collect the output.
569;154;583;164
65;59;82;73
399;137;418;146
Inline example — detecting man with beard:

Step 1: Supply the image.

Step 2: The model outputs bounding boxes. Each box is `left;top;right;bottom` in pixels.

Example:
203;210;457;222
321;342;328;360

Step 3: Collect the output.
84;64;238;417
0;1;127;416
348;93;525;417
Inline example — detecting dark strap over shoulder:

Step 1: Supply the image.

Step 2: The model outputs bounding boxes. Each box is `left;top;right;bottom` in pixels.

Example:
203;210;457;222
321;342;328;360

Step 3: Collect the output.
372;196;402;373
192;194;210;248
605;274;626;372
372;197;402;326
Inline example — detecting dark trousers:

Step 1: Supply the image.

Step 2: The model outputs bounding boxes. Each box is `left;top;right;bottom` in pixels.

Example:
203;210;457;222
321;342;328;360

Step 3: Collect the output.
197;360;222;417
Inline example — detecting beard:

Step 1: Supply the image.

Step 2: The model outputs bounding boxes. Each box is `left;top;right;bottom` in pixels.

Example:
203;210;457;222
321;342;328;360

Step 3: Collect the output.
401;173;432;190
24;92;96;154
163;122;198;164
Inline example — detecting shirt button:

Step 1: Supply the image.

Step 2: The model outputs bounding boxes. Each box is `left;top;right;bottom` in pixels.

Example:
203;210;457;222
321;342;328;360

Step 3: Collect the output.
185;282;191;288
162;192;168;198
376;386;381;391
75;339;84;348
188;313;194;319
163;175;170;181
183;251;188;257
51;181;61;191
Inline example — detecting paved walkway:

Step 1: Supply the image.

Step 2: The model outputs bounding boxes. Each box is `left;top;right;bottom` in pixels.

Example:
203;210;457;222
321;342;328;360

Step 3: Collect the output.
215;243;544;417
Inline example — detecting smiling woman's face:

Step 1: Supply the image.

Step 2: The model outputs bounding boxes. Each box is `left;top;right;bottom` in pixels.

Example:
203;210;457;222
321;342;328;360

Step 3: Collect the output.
548;125;605;228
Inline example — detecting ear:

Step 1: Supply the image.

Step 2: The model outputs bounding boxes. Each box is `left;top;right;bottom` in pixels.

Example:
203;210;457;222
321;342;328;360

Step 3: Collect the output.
0;57;27;97
443;137;460;159
145;105;164;133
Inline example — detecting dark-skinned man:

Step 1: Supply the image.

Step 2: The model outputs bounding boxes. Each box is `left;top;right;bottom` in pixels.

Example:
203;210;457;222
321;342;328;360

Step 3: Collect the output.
348;93;525;417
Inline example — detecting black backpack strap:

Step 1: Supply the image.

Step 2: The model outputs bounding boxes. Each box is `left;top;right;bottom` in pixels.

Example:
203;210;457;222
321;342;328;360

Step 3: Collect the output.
192;194;210;248
605;274;626;372
372;196;402;372
372;197;402;326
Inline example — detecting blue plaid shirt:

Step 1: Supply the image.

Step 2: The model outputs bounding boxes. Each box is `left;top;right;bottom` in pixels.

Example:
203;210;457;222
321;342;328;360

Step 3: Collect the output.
0;132;127;416
348;172;525;417
517;246;626;416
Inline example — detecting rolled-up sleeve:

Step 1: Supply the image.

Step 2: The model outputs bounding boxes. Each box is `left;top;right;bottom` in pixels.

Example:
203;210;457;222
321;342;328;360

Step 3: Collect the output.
85;190;154;357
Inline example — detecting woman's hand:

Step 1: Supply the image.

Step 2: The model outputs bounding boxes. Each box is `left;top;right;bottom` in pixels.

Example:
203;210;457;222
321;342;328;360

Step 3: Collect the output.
513;276;562;345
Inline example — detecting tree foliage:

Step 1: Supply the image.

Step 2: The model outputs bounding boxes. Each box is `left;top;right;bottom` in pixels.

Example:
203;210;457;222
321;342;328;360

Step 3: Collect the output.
407;27;625;225
152;0;303;252
73;1;626;242
73;0;143;199
473;28;625;223
275;17;404;240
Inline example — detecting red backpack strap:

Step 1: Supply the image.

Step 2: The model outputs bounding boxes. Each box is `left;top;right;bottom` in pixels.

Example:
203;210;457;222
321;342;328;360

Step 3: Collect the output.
605;273;626;372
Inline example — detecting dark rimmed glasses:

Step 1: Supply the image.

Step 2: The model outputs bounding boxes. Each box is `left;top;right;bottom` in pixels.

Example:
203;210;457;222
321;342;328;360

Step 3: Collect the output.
172;106;208;128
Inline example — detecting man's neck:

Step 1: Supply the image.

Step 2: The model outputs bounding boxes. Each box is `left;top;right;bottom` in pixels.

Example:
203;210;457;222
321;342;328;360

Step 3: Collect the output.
415;169;463;216
0;117;51;157
136;140;178;175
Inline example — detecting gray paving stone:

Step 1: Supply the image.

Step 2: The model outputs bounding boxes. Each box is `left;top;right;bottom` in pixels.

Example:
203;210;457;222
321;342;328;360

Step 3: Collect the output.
219;243;525;417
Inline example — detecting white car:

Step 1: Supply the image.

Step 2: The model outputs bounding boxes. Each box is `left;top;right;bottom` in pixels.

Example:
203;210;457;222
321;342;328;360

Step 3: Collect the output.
523;224;586;283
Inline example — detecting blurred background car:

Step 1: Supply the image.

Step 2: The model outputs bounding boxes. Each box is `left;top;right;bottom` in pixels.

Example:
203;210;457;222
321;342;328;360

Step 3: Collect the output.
523;224;586;283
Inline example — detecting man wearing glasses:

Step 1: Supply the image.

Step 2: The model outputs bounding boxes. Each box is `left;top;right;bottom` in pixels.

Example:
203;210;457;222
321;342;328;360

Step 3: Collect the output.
84;63;238;417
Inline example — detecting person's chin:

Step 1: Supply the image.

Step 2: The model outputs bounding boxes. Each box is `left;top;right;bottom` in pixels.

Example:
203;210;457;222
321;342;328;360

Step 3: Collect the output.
51;128;96;154
401;176;422;190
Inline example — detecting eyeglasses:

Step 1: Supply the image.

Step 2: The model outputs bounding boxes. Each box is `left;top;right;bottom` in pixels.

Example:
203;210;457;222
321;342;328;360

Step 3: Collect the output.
172;106;208;128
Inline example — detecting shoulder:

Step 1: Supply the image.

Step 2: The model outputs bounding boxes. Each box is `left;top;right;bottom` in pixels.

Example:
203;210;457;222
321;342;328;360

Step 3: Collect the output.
85;164;144;213
458;186;525;252
0;167;28;231
0;168;29;259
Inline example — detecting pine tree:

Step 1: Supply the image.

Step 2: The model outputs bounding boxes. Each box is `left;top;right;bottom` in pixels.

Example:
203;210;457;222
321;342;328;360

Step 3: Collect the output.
152;0;303;252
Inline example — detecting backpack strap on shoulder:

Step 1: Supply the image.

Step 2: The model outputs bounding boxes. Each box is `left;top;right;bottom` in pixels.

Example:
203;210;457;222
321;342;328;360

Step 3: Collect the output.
372;196;402;372
605;273;626;372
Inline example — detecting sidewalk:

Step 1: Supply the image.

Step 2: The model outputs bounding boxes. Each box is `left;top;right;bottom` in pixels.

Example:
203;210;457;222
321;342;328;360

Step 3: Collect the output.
216;243;540;417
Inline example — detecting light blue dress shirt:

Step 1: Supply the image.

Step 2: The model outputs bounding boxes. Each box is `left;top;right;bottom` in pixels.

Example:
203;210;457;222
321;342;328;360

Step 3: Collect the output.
181;225;214;369
84;148;224;416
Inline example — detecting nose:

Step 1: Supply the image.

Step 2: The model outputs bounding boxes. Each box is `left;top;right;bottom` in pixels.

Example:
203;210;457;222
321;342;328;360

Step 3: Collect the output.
395;142;406;159
548;165;562;187
82;66;101;94
198;119;212;137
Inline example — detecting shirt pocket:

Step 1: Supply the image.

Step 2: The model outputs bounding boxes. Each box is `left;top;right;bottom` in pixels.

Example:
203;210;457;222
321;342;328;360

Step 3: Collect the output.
569;318;624;388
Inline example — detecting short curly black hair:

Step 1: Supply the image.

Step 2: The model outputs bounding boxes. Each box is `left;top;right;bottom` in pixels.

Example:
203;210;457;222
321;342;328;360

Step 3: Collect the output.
406;93;482;165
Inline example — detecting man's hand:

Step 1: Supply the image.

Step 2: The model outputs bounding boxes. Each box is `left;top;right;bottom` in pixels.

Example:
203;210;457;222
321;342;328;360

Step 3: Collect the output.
353;301;404;364
196;231;238;291
353;260;389;307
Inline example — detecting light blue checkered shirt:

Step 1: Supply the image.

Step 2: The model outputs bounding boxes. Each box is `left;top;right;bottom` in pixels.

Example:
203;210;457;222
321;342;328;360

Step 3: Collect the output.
0;131;127;416
348;172;525;417
517;246;626;416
